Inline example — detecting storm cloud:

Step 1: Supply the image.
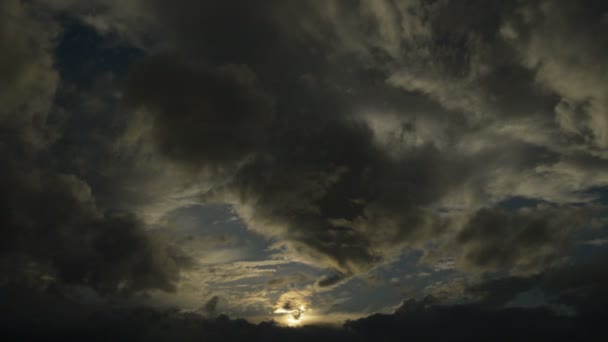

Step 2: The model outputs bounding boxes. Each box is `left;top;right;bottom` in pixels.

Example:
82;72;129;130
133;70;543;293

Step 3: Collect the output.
2;0;608;339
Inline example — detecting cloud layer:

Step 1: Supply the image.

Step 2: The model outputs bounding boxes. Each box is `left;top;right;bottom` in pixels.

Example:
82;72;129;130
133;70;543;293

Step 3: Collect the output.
1;0;608;337
114;0;608;284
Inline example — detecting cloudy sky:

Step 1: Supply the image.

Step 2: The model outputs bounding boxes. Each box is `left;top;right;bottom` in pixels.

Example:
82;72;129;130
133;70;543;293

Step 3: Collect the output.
2;0;608;340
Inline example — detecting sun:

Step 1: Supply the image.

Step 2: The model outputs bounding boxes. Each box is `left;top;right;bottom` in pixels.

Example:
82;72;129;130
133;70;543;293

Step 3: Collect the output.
275;305;309;327
284;310;308;327
286;315;304;327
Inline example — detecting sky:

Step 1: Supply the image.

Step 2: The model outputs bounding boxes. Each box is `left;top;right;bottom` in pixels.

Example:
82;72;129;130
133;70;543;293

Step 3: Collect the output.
2;0;608;340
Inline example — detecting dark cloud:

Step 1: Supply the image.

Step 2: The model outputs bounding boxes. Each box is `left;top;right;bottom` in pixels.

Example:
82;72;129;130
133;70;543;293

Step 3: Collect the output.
213;121;471;276
466;248;608;313
0;0;190;295
3;0;608;338
0;0;60;152
123;33;470;277
542;250;608;311
124;54;275;169
0;158;191;293
466;275;542;308
456;206;589;275
114;0;608;284
123;11;490;275
201;295;220;317
347;301;585;341
345;250;608;341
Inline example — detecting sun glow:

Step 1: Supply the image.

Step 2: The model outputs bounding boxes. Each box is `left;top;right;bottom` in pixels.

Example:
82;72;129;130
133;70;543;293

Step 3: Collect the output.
275;305;309;327
285;314;306;327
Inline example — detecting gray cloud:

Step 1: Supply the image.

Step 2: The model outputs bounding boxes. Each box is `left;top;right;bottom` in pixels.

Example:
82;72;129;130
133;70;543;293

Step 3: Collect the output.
0;159;191;293
456;206;592;275
122;49;466;279
468;248;608;314
502;0;608;149
124;54;275;169
4;1;607;331
109;0;608;286
0;0;190;295
0;0;61;152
